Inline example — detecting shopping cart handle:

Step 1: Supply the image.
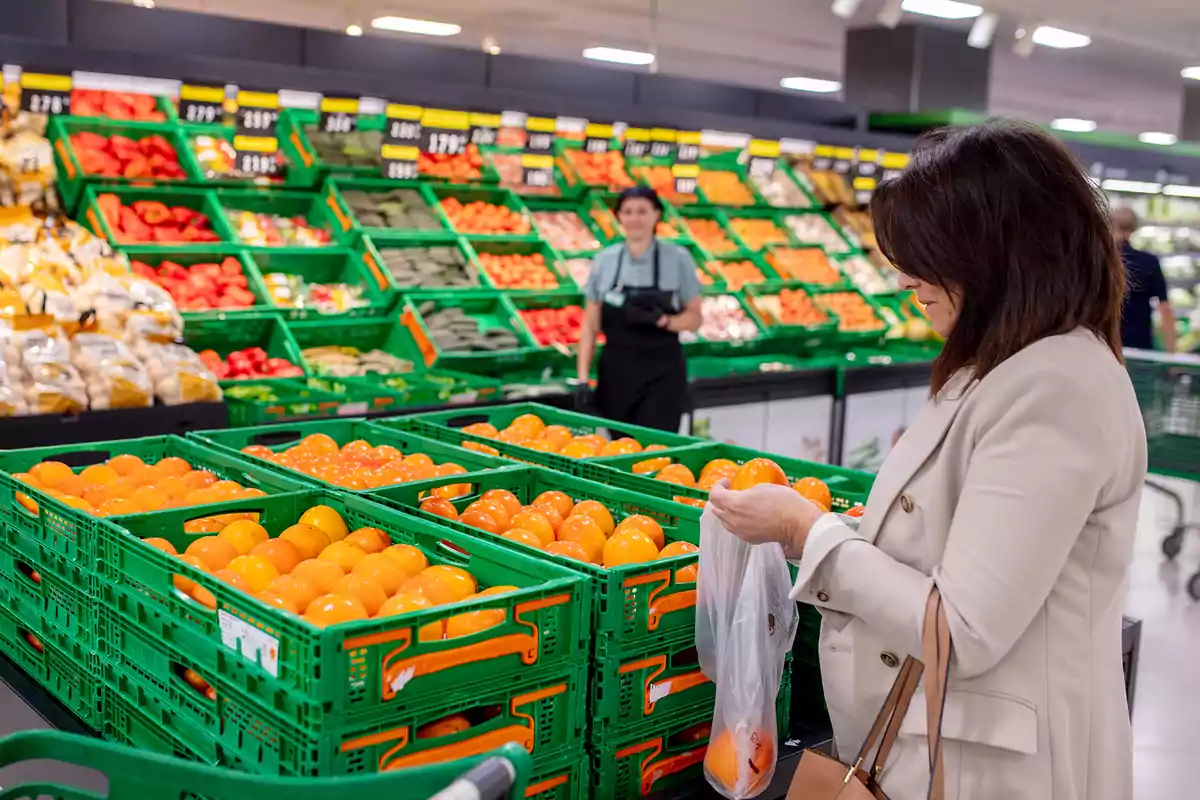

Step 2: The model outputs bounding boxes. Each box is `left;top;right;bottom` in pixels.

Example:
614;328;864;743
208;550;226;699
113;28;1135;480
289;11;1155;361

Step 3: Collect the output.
426;755;517;800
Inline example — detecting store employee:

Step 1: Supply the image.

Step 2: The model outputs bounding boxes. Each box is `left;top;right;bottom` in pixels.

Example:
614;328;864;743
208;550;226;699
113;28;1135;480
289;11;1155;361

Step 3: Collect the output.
575;186;703;432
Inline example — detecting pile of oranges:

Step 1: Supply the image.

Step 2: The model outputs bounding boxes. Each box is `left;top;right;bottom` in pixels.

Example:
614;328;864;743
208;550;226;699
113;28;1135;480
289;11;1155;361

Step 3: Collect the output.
240;433;471;492
12;455;262;517
149;504;513;635
459;412;653;460
421;485;699;573
635;455;840;512
438;197;531;236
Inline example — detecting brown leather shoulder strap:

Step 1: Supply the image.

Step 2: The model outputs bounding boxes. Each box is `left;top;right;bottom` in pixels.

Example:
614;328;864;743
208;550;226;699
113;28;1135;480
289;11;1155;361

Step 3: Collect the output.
852;657;921;773
921;589;950;800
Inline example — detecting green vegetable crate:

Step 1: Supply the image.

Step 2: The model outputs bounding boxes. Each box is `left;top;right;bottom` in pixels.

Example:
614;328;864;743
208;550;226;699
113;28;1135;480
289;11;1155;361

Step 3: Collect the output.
599;441;874;512
95;488;590;733
49;116;200;214
325;178;454;243
381;401;702;476
81;185;232;247
0;539;96;650
118;246;277;320
467;238;577;294
249;247;394;319
180;123;311;190
287;316;422;377
222;379;348;427
218;188;342;249
399;292;542;373
720;207;801;253
677;206;751;261
523;197;609;255
526;747;589;800
0;603;101;730
361;232;487;293
0;434;307;569
742;282;841;351
193;417;508;493
366;465;703;654
428;185;536;241
0;729;535;800
183;312;309;381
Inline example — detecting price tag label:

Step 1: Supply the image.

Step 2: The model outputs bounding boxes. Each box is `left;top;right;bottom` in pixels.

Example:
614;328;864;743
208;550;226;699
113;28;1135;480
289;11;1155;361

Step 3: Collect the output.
420;109;470;155
382;103;422;180
469;112;501;147
650;128;677;160
747;139;781;179
584;123;614;155
673;131;701;194
19;71;72;115
522;116;557;186
623;128;650;159
812;145;835;172
233;90;280;176
832;146;855;175
852;148;880;204
179;83;225;124
319;96;359;134
880;151;909;182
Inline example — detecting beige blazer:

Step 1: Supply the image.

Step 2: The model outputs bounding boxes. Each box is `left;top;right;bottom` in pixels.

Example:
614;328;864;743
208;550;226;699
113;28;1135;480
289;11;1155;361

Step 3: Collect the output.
792;328;1144;800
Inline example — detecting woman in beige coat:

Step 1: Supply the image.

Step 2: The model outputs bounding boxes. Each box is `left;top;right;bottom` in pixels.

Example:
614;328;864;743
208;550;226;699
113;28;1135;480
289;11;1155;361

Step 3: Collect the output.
710;120;1143;800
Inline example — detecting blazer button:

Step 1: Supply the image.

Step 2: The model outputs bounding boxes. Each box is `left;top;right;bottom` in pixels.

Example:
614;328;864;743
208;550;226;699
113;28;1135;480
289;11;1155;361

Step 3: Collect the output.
880;652;899;668
900;494;914;513
816;590;830;603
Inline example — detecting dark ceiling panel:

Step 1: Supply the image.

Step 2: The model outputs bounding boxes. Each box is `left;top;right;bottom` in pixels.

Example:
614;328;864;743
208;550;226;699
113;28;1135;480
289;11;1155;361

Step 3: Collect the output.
304;30;487;87
637;74;757;119
0;0;68;43
489;54;636;107
756;90;861;128
69;0;302;65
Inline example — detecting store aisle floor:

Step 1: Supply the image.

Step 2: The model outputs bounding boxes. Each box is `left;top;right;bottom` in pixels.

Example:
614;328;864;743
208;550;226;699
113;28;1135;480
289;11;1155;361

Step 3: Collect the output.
1128;477;1200;797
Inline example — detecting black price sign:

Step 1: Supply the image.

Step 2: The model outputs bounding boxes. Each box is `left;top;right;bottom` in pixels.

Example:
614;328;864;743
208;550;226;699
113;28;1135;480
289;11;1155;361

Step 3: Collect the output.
234;147;280;177
649;128;676;160
234;90;280;176
381;103;422;180
319;97;359;134
880;152;909;182
522;116;557;187
19;71;72;115
747;139;781;179
812;145;834;172
831;147;855;175
584;123;614;155
623;128;650;159
673;131;700;194
469;112;501;147
179;83;225;124
420;109;469;155
852;149;879;204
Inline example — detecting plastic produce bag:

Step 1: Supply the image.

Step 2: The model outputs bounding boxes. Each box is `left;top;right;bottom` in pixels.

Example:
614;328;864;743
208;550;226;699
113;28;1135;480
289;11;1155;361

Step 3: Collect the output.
696;507;798;799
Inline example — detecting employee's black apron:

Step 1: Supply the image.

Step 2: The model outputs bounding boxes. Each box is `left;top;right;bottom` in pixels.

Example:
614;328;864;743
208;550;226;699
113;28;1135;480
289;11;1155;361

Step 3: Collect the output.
594;242;688;432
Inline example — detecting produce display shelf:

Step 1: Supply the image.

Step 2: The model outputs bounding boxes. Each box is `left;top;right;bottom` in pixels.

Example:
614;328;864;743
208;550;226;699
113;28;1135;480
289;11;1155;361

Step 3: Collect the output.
221;378;348;427
81;185;232;247
523;196;611;254
484;146;583;200
119;245;277;321
286;316;423;377
248;246;394;320
742;282;843;351
323;178;453;244
217;188;341;250
96;487;590;735
180;123;306;190
554;139;637;195
361;231;489;294
399;291;543;373
428;184;538;241
720;206;804;253
676;206;752;262
467;237;577;294
184;312;310;380
684;291;772;358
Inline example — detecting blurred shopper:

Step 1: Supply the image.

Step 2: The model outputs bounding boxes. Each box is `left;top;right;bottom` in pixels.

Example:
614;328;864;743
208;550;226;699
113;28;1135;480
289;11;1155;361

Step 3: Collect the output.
1114;206;1177;351
710;120;1141;800
575;186;702;432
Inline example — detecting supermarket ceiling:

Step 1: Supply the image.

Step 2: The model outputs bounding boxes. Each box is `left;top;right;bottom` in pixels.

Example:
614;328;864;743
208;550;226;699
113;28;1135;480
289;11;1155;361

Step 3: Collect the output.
116;0;1200;136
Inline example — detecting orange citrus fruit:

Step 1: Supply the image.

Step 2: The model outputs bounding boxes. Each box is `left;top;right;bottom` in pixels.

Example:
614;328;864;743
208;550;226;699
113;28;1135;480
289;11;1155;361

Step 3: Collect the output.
12;472;42;489
185;536;239;571
182;470;218;491
531;503;564;533
258;592;300;614
478;585;519;597
352;553;408;595
446;609;504;638
218;520;270;555
633;456;672;475
731;458;789;490
570;500;615;535
345;526;391;554
534;491;574;519
704;728;774;796
291;559;346;594
303;594;368;628
225;555;280;593
97;498;140;516
155;457;192;477
300;433;339;455
421;565;477;601
279;524;332;559
481;489;523;519
143;537;178;556
129;486;170;512
462;422;499;438
250;539;304;575
659;541;699;559
29;461;75;489
332;573;387;616
318;541;368;572
417;714;471;738
460;508;500;534
299;505;349;542
793;477;832;511
700;459;739;480
614;515;665;549
173;554;209;594
264;574;318;611
401;573;459;606
79;464;119;486
466;499;511;531
502;528;545;549
462;441;500;456
561;441;598;459
556;516;606;564
509;510;554;546
382;544;429;577
544;540;590;562
211;568;250;592
420;496;460;521
377;592;445;640
656;464;697;488
107;454;145;476
675;562;699;583
509;413;545;437
603;530;660;568
601;438;643;457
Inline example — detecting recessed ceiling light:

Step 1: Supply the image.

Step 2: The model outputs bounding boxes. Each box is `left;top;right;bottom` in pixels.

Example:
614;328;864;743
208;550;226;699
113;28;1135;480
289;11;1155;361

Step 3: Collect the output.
1101;179;1162;194
132;0;155;7
582;47;655;66
346;24;363;36
1050;118;1096;132
901;0;982;20
830;0;865;20
1183;66;1200;80
780;76;842;94
371;16;461;36
1032;26;1091;49
1139;132;1178;146
1164;184;1200;198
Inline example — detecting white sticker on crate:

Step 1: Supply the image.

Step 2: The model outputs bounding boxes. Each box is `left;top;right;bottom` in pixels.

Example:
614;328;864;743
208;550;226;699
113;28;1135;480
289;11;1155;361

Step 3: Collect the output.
391;666;417;693
218;610;280;676
648;680;673;705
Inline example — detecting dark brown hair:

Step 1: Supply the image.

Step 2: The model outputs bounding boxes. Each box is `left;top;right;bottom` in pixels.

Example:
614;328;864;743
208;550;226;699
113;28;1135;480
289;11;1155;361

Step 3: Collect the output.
870;118;1125;393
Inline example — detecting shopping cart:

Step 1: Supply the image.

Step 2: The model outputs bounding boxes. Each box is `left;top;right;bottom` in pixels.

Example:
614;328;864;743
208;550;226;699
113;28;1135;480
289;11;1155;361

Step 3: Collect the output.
0;729;532;800
1126;349;1200;600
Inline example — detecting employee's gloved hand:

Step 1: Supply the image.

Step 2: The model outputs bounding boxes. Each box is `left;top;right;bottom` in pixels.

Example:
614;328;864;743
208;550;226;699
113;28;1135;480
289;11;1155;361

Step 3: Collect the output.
622;303;664;328
570;379;593;411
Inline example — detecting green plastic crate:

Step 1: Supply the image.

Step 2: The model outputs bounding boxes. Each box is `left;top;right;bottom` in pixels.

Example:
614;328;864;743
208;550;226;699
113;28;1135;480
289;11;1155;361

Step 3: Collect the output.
183;313;309;379
219;188;340;248
742;282;841;351
748;160;821;212
555;139;635;194
181;124;305;189
695;164;768;208
483;147;579;200
358;370;504;407
600;441;874;512
676;206;748;260
95;488;589;731
81;185;230;246
523;198;607;256
0;727;532;799
0;603;101;730
526;747;589;800
780;210;858;255
250;247;394;319
807;285;889;349
194;417;508;493
49;116;200;213
324;178;452;243
362;232;487;293
288;316;422;377
508;292;591;354
0;540;96;650
118;245;276;319
366;466;702;653
222;379;348;426
0;435;308;569
467;238;574;293
698;251;783;293
428;185;536;240
400;292;541;373
722;207;800;253
683;292;770;357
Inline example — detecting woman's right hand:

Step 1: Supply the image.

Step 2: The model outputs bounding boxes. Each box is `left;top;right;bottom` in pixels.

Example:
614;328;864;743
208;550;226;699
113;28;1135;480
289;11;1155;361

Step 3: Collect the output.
709;480;825;559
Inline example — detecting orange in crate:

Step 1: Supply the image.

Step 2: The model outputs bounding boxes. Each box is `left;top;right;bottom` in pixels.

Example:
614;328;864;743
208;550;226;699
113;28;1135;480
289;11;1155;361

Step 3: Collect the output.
686;219;737;253
728;218;788;250
768;247;840;283
753;288;828;327
813;291;884;331
439;197;531;235
697;171;755;205
708;260;766;291
478;252;559;289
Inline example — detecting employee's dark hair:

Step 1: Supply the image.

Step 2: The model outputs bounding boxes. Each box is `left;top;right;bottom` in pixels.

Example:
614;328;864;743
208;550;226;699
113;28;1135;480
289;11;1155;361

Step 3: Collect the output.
616;185;664;213
870;118;1125;394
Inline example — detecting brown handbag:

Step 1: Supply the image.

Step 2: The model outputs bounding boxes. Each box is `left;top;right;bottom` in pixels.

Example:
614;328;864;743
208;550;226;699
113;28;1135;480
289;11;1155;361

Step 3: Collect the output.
786;589;951;800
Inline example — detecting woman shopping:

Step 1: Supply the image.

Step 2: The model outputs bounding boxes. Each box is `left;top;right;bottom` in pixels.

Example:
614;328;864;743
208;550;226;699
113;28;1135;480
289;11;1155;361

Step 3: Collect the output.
710;120;1143;800
575;186;702;432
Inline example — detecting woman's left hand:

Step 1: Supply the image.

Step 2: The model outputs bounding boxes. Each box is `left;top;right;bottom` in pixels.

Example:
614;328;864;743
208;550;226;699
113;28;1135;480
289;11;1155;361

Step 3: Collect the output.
708;480;826;559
